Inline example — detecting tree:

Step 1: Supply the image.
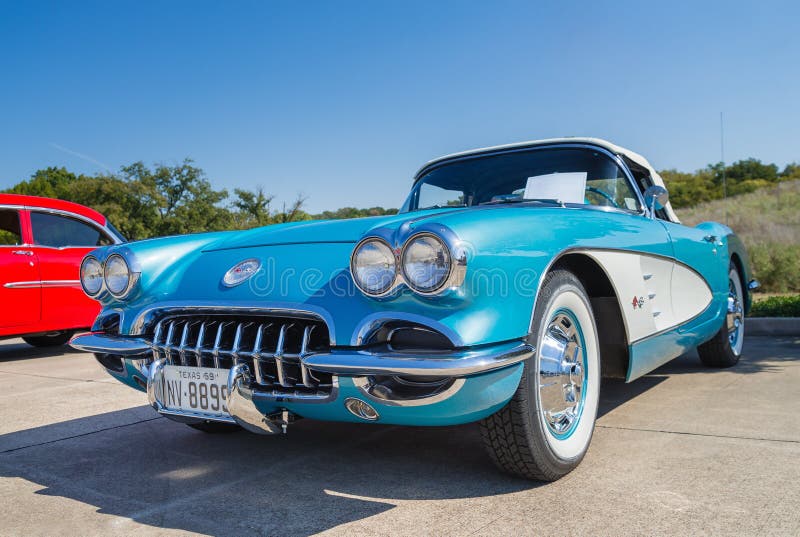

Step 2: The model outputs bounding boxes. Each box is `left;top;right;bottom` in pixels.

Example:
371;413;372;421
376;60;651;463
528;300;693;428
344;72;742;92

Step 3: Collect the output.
232;187;275;227
5;167;86;198
273;195;309;224
781;163;800;179
315;206;399;219
61;175;153;240
119;159;231;236
724;158;778;183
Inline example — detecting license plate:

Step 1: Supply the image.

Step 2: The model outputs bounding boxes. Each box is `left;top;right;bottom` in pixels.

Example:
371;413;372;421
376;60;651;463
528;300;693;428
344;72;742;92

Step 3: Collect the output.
161;366;230;417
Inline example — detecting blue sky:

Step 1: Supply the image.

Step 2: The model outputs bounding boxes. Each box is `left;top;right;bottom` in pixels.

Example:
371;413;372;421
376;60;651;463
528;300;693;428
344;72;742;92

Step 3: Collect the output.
0;1;797;213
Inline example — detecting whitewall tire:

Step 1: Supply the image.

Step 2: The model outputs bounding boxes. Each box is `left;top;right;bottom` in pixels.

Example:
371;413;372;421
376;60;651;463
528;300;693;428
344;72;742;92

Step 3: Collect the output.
480;269;600;481
697;263;745;368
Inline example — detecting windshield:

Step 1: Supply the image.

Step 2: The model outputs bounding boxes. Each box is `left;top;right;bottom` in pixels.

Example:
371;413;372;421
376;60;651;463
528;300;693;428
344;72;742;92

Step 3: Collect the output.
402;147;643;213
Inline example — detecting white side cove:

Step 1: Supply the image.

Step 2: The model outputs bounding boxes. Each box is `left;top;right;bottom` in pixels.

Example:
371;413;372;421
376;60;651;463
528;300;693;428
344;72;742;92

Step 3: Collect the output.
583;251;712;342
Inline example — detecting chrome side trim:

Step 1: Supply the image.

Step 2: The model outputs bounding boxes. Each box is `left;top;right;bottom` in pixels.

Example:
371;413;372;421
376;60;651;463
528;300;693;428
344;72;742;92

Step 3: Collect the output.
3;279;81;289
127;301;337;344
3;281;39;289
302;341;533;377
41;279;81;288
352;376;466;407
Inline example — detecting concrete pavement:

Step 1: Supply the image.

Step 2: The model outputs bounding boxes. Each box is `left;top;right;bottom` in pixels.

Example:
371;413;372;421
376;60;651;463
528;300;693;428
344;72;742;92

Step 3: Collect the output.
0;336;798;536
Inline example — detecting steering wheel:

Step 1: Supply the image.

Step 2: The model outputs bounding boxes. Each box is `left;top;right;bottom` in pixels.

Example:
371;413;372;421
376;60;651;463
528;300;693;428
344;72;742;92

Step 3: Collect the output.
584;187;619;208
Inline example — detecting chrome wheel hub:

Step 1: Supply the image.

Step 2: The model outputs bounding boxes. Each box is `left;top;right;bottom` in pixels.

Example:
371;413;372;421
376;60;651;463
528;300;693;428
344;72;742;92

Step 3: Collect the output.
538;312;585;436
727;278;743;348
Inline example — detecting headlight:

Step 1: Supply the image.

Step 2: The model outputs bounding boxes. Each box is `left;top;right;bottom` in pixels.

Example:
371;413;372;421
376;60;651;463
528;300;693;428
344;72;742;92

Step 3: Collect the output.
402;234;452;294
80;256;104;296
351;239;396;295
104;254;132;297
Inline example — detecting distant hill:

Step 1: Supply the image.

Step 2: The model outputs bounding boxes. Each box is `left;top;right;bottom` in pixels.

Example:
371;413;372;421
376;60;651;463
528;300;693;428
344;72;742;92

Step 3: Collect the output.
660;158;799;208
678;180;800;293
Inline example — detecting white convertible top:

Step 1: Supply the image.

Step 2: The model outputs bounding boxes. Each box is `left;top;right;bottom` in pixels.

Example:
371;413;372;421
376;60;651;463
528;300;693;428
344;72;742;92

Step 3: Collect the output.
418;137;680;222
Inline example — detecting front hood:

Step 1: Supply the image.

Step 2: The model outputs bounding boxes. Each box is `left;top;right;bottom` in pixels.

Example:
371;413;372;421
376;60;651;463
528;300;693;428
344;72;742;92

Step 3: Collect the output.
94;203;666;347
203;209;462;251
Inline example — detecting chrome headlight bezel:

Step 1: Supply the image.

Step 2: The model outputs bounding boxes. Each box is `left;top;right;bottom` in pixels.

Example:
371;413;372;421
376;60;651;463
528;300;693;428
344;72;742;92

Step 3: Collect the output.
350;237;398;297
80;255;104;297
400;233;454;295
103;253;138;298
351;226;468;299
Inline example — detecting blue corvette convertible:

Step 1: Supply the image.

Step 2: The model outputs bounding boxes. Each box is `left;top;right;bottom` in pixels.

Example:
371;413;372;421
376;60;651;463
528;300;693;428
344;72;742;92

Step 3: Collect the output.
71;138;757;480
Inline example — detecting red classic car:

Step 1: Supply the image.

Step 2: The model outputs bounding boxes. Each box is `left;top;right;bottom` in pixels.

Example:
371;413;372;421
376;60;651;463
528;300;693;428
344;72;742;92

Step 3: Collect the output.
0;194;125;346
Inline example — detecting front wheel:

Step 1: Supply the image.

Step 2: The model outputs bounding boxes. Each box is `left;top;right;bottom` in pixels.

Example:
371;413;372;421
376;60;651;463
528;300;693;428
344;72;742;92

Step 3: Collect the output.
480;269;601;481
697;263;744;368
22;331;73;347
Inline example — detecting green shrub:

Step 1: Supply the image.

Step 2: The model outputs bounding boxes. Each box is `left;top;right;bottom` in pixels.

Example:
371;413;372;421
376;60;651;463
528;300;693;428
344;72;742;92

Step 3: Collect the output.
749;295;800;317
748;243;800;293
679;180;800;293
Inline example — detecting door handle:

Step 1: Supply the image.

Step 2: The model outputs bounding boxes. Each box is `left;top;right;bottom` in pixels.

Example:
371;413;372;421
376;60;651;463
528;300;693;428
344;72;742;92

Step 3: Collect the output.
12;250;34;256
702;235;718;244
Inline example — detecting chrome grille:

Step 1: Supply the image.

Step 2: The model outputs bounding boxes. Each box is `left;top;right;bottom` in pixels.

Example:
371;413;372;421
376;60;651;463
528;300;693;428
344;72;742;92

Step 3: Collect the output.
150;314;333;395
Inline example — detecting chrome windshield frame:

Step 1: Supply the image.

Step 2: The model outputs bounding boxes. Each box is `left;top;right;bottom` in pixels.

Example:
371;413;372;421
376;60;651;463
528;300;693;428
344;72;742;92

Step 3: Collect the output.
402;142;648;218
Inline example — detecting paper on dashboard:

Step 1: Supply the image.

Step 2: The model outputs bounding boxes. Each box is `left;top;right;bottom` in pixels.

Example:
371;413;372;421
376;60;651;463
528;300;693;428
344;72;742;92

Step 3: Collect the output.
523;172;587;204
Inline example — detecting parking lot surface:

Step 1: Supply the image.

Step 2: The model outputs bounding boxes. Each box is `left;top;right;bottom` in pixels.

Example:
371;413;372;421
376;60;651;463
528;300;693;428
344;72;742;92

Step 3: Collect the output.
0;335;798;536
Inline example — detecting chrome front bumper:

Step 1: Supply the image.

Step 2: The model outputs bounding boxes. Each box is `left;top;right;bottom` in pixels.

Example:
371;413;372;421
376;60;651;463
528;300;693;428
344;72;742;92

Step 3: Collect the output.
70;332;533;378
71;332;533;432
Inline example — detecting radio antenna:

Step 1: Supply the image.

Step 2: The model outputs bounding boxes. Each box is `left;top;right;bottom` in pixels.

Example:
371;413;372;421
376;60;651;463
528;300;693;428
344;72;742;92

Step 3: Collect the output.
720;112;728;224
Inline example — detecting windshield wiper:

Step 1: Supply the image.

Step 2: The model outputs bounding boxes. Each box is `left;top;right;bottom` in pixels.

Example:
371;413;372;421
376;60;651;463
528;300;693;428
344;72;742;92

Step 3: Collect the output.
415;204;467;211
479;198;563;206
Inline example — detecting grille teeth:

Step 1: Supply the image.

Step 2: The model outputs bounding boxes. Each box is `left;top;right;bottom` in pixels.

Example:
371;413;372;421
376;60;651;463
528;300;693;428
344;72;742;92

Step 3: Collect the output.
149;315;332;395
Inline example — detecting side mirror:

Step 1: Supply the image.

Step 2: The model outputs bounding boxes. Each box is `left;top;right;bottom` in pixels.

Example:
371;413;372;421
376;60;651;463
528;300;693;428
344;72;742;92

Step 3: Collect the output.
643;185;669;218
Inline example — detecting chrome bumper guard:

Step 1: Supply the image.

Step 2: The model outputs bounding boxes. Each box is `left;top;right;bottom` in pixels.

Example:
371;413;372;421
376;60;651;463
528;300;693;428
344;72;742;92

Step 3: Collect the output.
145;358;289;434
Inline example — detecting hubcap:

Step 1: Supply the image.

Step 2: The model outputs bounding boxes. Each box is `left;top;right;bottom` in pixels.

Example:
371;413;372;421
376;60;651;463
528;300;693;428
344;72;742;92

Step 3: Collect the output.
727;277;743;350
538;311;585;437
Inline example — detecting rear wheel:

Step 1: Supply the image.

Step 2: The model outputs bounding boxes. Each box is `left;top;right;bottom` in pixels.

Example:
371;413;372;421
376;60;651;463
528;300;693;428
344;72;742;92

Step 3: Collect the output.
187;421;242;434
697;263;744;368
480;269;601;481
22;331;73;347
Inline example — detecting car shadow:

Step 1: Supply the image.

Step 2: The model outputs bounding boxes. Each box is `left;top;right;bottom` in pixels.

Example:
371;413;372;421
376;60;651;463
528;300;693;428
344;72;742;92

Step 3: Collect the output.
0;371;667;536
597;337;797;418
0;339;75;363
651;336;798;376
0;337;792;535
0;406;547;536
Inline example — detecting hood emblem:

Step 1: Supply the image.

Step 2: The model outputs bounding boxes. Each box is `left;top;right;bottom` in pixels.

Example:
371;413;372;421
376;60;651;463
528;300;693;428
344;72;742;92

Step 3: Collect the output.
222;258;261;287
